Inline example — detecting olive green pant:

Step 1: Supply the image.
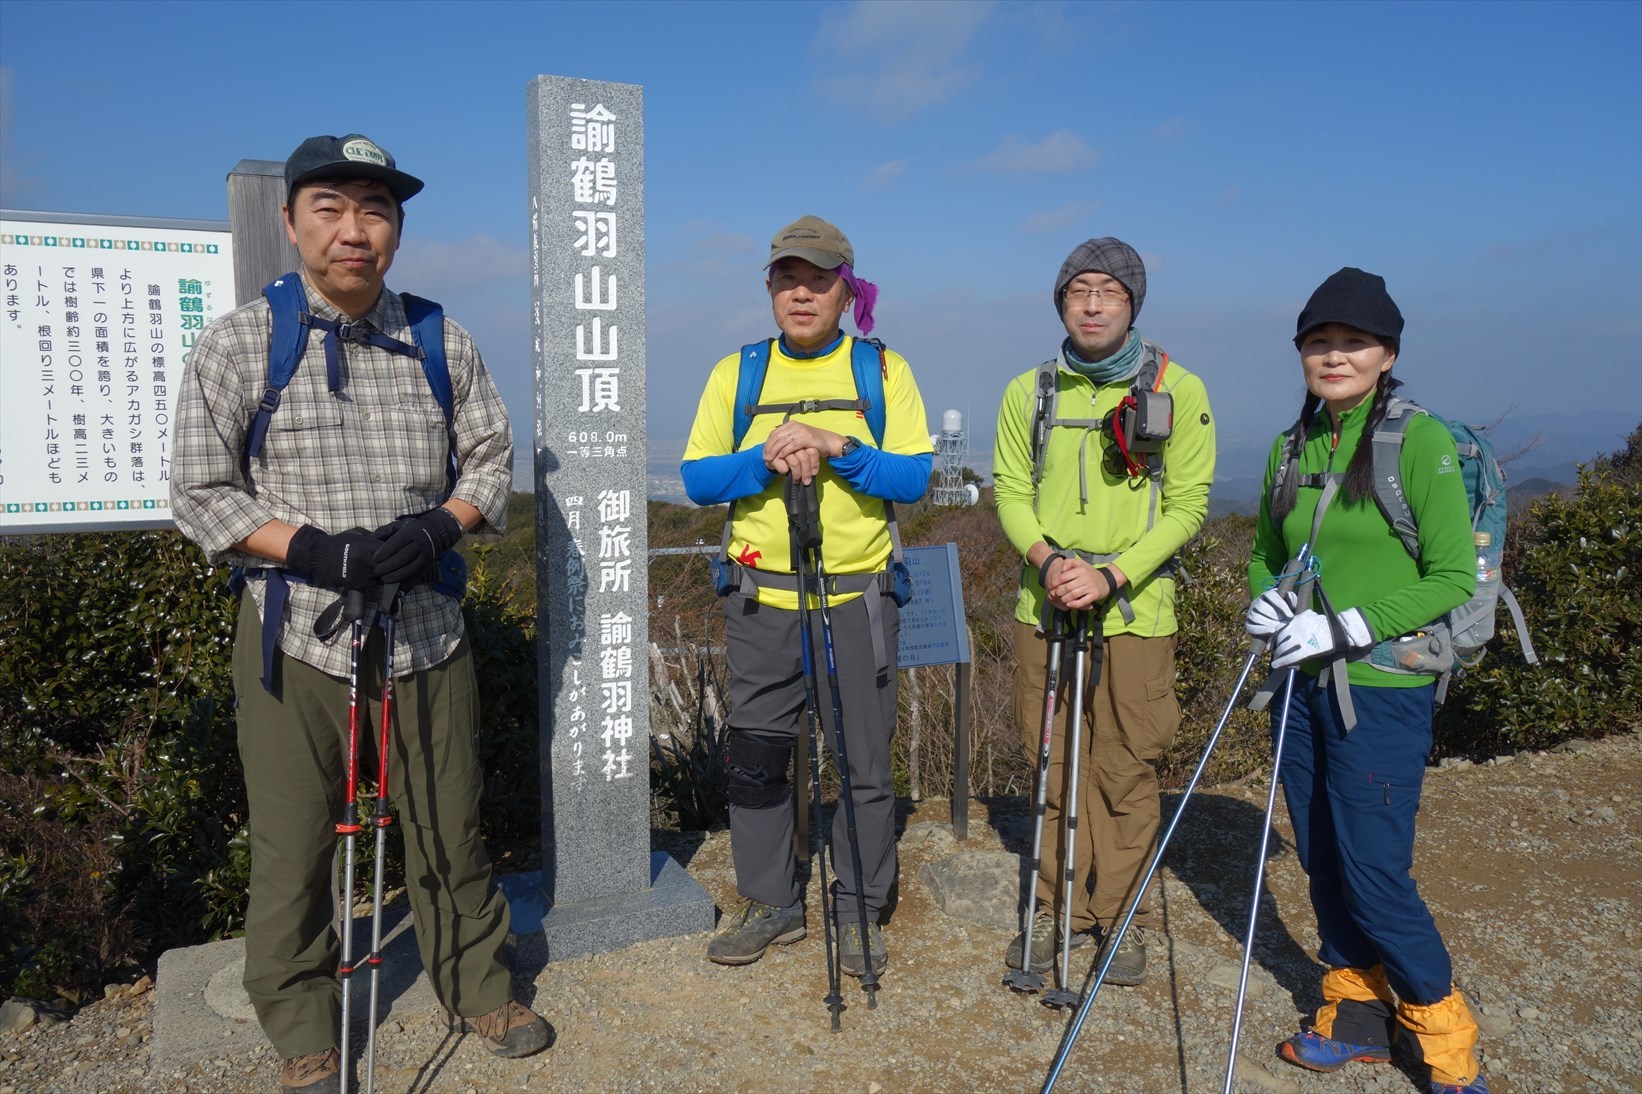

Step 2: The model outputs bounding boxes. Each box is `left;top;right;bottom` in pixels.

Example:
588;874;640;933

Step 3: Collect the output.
1014;622;1180;932
232;592;512;1059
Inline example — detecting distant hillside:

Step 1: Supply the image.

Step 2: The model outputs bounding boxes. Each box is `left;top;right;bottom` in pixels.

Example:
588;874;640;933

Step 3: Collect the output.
1509;477;1569;506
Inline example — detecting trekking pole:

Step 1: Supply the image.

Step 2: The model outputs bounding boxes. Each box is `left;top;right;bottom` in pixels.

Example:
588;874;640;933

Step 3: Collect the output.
1042;610;1092;1010
334;588;369;1094
362;583;401;1094
788;477;845;1032
1221;542;1316;1093
1042;544;1314;1093
1003;606;1067;995
810;506;880;1009
1042;638;1268;1091
1222;669;1298;1093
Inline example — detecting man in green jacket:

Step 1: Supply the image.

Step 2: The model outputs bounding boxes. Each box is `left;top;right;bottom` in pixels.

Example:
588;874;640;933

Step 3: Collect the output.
993;237;1215;985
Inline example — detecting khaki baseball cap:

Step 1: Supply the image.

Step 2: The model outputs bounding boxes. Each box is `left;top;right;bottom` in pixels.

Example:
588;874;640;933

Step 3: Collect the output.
766;214;853;269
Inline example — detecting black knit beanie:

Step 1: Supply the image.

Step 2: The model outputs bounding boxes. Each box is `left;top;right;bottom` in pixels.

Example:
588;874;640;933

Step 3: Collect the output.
1054;237;1146;323
1294;267;1403;348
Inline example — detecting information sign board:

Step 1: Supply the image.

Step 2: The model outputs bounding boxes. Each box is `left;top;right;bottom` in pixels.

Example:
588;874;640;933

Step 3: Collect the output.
1;211;233;534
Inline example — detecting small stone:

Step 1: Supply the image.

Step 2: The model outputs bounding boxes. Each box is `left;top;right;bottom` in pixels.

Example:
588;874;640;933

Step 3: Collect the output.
1519;1005;1542;1020
128;976;154;997
0;1003;35;1035
115;1026;132;1039
103;983;123;1000
869;1084;883;1094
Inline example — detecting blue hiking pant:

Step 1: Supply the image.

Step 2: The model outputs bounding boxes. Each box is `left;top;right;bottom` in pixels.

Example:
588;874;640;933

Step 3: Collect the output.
1273;672;1452;1005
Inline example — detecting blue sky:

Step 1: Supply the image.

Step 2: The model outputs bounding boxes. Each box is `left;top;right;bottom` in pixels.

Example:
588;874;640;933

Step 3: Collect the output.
4;0;1639;493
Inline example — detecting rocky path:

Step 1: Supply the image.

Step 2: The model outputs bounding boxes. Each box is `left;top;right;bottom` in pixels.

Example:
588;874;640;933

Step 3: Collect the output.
3;732;1639;1093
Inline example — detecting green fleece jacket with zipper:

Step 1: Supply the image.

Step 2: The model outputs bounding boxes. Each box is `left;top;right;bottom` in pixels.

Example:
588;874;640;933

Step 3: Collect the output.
1247;396;1476;689
993;349;1215;636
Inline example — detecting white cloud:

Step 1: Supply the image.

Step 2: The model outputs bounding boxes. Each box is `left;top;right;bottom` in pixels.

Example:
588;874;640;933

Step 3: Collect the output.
812;1;996;123
1022;199;1098;233
863;159;910;190
975;131;1098;173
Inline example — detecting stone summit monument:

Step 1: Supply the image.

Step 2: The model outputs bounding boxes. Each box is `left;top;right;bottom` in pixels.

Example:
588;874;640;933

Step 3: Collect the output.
524;75;714;957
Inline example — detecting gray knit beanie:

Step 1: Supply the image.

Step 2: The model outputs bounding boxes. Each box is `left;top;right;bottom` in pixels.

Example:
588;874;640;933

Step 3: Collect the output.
1054;237;1146;322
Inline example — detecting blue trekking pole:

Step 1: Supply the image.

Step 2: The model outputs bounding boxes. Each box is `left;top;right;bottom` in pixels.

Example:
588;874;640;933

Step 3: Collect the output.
1043;544;1314;1093
806;485;881;1009
787;476;847;1031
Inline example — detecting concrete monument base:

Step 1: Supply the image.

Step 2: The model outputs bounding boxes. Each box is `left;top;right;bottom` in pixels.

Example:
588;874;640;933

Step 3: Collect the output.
507;853;716;964
151;860;712;1067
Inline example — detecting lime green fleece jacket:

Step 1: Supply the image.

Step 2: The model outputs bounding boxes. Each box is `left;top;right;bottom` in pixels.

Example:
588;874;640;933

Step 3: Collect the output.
993;351;1215;636
1247;397;1476;688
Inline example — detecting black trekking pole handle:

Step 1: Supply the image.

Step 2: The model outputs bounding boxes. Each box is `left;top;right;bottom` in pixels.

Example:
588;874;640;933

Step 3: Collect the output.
785;475;823;551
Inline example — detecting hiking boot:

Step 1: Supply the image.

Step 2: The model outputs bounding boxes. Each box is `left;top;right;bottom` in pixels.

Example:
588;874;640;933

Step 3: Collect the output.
839;921;887;977
1004;909;1090;973
449;999;553;1059
280;1047;340;1092
706;898;806;965
1278;1029;1392;1072
1095;924;1148;986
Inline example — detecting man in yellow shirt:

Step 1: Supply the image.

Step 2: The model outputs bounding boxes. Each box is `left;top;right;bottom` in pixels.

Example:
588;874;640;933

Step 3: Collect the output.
681;216;932;979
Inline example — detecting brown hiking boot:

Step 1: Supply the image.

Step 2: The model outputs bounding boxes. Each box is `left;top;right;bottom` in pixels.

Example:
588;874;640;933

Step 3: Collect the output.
280;1047;340;1092
450;998;553;1058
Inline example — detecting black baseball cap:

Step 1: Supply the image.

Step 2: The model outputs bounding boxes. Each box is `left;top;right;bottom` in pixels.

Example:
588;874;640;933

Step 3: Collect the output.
283;133;424;204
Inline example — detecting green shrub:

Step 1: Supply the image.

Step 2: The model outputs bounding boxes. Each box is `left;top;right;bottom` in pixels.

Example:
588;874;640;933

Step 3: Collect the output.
0;531;539;1001
1438;461;1642;751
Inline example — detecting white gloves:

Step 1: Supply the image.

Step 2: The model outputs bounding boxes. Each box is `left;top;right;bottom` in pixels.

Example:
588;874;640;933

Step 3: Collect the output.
1245;589;1298;638
1271;608;1375;670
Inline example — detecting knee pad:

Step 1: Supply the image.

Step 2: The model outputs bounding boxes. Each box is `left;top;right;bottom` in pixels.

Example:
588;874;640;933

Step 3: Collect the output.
723;730;793;809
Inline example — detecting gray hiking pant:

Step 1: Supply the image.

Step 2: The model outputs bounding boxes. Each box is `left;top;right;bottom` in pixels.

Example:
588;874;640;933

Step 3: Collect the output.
722;586;900;924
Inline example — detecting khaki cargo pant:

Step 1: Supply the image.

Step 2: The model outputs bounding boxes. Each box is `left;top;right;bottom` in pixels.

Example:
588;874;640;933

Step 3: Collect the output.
1013;620;1180;932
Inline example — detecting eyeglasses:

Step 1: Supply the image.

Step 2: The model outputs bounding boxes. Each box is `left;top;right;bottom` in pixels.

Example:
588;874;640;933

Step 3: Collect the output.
1063;286;1131;308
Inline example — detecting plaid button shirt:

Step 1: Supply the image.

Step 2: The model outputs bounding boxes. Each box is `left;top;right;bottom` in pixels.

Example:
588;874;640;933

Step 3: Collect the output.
171;273;513;678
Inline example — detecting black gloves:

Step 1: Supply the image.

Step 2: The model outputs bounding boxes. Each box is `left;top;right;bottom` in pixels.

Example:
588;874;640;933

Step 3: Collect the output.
286;525;380;592
373;507;464;586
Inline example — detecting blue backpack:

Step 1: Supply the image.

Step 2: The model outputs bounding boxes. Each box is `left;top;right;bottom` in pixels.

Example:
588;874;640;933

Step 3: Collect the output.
731;336;889;450
1368;398;1536;681
247;273;457;496
712;336;910;606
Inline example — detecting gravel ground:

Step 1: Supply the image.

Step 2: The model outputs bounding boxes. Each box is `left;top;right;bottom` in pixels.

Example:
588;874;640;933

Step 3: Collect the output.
3;730;1639;1094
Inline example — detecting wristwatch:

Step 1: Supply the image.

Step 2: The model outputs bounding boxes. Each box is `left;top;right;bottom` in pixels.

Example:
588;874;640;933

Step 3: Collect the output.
839;437;862;457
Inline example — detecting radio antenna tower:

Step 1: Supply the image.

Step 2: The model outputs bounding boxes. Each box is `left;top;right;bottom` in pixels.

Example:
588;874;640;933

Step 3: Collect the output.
931;409;978;506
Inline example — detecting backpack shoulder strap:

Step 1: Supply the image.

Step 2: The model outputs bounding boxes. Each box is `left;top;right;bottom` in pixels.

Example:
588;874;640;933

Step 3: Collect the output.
732;339;774;452
849;336;889;447
1371;397;1425;560
1133;340;1169;394
401;292;458;500
1027;359;1060;487
400;293;452;426
245;273;312;466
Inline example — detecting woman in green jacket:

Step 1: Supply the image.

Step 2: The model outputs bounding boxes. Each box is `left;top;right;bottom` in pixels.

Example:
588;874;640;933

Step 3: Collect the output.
1245;268;1488;1094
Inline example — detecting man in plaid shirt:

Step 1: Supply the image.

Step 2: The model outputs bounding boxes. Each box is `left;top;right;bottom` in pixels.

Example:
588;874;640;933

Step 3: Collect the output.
172;133;548;1092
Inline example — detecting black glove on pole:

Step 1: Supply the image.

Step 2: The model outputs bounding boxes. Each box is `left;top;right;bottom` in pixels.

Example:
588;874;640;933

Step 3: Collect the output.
286;526;380;591
373;507;464;586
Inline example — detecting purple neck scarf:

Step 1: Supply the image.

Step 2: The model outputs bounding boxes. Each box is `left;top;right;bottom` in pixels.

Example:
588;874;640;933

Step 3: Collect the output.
837;262;878;336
